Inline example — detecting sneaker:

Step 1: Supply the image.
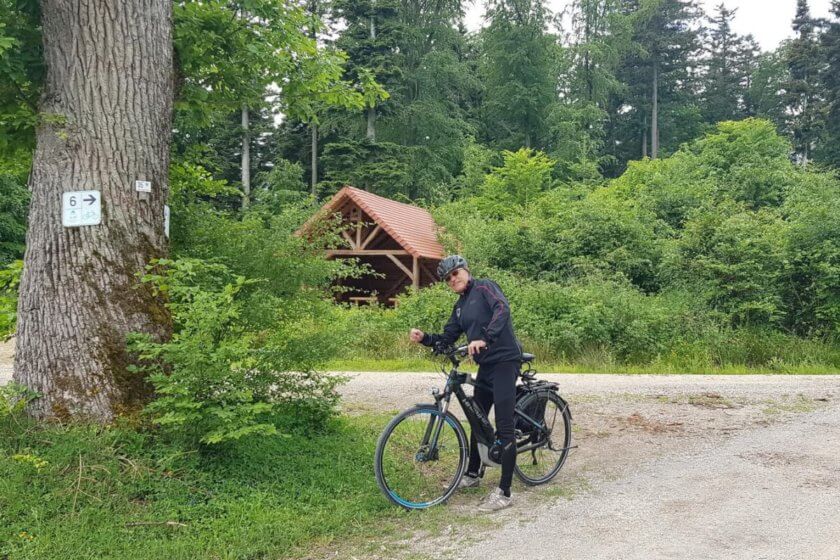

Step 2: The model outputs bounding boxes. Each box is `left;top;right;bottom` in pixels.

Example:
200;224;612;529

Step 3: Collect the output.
477;488;512;512
457;474;481;489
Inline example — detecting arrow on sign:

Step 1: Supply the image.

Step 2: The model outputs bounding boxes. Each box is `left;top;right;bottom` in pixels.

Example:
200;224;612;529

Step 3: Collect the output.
84;194;97;205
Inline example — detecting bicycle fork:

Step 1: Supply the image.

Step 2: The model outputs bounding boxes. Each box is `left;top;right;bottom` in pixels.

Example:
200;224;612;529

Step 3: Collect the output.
421;393;452;461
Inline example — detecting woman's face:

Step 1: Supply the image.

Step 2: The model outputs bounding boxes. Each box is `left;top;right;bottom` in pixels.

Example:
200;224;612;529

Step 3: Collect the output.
444;267;470;294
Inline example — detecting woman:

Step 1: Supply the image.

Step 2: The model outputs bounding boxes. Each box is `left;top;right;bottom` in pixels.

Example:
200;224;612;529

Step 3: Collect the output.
409;255;522;513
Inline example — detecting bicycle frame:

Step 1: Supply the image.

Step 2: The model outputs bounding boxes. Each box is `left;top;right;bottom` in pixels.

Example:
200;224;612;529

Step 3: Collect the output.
424;348;555;467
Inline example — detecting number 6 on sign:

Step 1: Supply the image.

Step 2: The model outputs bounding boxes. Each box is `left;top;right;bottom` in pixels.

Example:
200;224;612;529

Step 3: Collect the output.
62;190;101;227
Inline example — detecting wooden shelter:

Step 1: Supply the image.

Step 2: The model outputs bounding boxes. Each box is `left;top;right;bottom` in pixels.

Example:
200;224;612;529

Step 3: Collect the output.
299;186;445;305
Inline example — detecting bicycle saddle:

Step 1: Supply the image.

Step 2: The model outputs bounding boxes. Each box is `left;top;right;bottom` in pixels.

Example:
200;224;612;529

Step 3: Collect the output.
520;352;535;363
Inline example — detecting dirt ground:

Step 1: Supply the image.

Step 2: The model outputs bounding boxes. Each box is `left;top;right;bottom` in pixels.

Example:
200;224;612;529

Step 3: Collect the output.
337;371;840;560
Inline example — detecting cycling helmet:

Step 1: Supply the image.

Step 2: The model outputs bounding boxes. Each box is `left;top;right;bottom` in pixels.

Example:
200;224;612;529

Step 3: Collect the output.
437;255;468;281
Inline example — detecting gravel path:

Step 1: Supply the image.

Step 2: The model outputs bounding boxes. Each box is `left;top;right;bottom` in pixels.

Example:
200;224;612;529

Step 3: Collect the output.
460;400;840;560
338;371;840;560
0;338;13;385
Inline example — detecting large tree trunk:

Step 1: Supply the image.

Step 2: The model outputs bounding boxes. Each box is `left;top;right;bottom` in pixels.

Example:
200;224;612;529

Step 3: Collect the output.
651;62;660;159
241;104;251;209
14;0;174;421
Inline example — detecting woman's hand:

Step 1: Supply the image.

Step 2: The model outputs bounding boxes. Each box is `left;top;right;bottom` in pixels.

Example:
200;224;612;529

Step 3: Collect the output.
409;328;424;343
467;340;487;356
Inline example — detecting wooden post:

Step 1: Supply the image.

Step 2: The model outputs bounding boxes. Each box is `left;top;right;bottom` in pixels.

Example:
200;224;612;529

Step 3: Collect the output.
412;256;419;290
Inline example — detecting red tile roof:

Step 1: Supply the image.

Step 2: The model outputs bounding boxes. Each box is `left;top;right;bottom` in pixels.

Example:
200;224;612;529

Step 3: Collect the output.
301;186;445;260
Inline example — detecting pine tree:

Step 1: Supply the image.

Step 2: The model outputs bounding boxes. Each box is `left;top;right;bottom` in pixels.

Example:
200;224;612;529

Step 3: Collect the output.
480;0;558;150
333;0;404;142
819;0;840;166
552;0;633;178
785;0;827;165
744;47;789;127
702;4;759;124
606;0;702;170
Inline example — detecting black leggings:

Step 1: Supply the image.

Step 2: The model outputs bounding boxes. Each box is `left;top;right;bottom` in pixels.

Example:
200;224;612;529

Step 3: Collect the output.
466;360;519;495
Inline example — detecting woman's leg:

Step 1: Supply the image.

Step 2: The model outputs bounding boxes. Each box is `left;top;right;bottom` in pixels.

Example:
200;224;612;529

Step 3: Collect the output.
491;361;519;497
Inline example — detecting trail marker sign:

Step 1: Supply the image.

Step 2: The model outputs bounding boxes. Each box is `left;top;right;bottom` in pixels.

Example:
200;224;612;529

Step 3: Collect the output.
62;191;101;227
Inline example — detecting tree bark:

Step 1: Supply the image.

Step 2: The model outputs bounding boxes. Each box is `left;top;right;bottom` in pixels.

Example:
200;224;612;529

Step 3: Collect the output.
241;104;251;209
651;62;660;159
309;0;318;196
14;0;174;421
366;11;377;142
311;123;318;196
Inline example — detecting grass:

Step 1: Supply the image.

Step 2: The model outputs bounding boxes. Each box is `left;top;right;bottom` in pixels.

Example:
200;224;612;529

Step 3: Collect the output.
0;411;462;560
0;402;588;560
325;357;840;375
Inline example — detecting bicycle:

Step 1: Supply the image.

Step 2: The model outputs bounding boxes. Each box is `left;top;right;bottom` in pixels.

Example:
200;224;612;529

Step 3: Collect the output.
374;344;573;509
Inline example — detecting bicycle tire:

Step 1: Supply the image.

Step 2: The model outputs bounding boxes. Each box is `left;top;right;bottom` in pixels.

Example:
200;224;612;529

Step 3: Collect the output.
514;391;572;486
374;405;469;509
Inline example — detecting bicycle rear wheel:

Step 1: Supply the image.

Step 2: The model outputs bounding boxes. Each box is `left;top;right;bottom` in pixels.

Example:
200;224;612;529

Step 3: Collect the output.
374;405;468;509
514;391;572;485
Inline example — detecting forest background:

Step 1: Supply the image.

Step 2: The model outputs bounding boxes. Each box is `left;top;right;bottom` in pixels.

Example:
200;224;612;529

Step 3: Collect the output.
2;0;839;376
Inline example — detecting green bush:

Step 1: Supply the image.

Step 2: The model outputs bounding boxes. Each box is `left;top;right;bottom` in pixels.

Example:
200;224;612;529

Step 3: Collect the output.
130;259;345;445
0;259;21;337
663;206;789;328
782;173;840;337
0;173;29;265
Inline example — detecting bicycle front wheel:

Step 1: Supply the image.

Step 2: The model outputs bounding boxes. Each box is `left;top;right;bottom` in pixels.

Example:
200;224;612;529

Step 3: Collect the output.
374;405;468;509
514;391;572;486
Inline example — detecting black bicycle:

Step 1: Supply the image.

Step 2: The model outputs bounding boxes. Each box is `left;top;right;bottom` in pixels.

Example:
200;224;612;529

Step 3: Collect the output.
374;344;573;509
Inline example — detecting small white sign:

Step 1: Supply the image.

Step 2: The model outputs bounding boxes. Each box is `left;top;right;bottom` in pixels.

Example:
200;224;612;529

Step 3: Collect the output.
135;180;152;193
62;191;101;227
164;205;170;238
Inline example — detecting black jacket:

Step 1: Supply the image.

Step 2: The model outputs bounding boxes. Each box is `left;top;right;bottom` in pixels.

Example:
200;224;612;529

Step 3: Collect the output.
421;277;522;365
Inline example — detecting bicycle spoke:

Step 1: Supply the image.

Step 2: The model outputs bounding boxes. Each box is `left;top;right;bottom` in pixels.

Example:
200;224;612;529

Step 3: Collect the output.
376;408;466;508
515;393;571;485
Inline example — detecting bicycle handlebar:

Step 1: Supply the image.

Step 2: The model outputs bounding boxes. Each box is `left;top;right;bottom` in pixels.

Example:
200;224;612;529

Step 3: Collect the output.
432;343;470;365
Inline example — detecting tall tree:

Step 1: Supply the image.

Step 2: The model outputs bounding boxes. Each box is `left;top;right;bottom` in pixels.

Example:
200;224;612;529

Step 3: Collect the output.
15;0;174;420
318;0;472;200
607;0;702;166
819;0;840;166
333;0;403;142
744;47;789;127
481;0;558;150
785;0;826;165
174;0;369;206
554;0;632;178
702;4;759;124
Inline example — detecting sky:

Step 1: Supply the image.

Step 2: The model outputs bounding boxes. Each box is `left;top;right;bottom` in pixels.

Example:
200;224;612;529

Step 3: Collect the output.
464;0;834;52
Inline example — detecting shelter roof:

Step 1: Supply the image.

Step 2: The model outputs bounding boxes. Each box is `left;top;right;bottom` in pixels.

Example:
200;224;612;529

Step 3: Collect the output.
301;186;445;260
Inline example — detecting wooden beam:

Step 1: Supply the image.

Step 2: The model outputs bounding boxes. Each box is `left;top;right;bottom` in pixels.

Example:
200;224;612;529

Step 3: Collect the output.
359;224;382;250
355;222;362;247
412;256;419;290
385;254;414;281
340;230;357;249
326;250;409;257
419;261;437;284
381;276;410;300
